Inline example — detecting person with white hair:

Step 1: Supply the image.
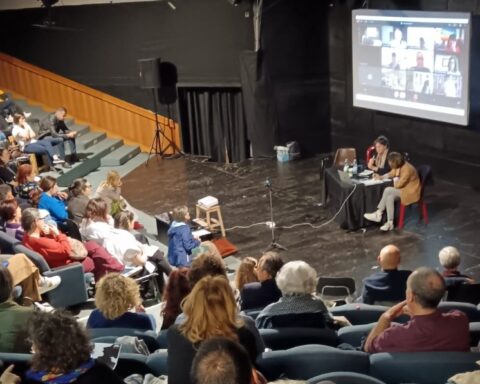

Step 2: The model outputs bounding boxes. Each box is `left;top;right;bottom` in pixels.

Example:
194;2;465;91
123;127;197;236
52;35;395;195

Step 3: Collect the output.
438;246;474;287
255;261;333;329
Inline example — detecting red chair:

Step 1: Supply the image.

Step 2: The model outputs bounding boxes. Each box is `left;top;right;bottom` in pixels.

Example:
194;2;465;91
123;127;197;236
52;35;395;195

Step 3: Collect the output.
397;165;431;229
365;145;375;164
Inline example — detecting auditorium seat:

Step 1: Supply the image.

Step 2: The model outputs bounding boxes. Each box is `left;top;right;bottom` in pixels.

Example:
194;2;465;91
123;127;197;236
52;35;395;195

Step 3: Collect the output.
438;301;480;322
369;351;480;384
469;322;480;346
330;304;408;325
241;307;263;320
256;344;370;381
317;276;356;303
145;351;168;377
89;327;160;353
337;323;376;348
308;371;386;384
13;243;88;308
259;327;340;350
446;283;480;305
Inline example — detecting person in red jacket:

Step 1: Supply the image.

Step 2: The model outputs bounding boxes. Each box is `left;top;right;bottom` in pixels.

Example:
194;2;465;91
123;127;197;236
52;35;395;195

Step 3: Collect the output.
21;208;124;280
21;208;83;268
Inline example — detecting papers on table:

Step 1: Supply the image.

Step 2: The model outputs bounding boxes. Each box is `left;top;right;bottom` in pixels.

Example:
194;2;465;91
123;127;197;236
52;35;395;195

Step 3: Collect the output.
354;178;391;186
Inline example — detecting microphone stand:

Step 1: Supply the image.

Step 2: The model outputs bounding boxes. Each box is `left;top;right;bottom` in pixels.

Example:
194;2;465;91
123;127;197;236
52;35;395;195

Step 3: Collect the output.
264;178;287;252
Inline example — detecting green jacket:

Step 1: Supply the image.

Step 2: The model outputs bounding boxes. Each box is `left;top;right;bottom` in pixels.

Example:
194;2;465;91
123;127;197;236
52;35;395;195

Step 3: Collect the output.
0;301;33;353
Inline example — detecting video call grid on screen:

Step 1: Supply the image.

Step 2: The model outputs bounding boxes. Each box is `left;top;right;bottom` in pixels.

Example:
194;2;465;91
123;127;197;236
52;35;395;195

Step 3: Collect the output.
352;10;471;125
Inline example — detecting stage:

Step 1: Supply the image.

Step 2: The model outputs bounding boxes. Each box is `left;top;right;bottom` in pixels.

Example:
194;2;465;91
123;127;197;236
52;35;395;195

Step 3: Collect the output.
122;156;480;288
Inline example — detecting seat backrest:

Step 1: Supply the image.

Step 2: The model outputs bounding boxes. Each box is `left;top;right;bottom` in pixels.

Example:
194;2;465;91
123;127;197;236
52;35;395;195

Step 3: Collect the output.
365;145;376;164
330;304;390;325
416;164;432;198
258;312;327;330
256;344;370;381
369;351;480;384
13;243;50;273
259;327;339;350
0;230;20;255
308;371;387;384
317;277;356;297
333;148;357;167
446;283;480;306
88;328;160;352
438;301;480;322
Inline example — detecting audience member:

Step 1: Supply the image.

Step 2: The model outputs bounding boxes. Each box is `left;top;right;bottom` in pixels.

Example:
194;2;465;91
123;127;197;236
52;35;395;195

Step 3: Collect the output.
438;246;474;287
0;90;30;120
0;147;17;185
188;251;227;288
95;170;142;228
39;106;78;165
67;178;92;224
364;152;421;231
359;244;411;305
80;198;171;288
160;268;191;330
364;267;469;353
0;183;14;203
0;266;33;353
191;337;253;384
256;261;333;329
22;207;93;272
87;273;155;331
37;176;68;225
240;251;283;311
0;199;24;240
367;135;391;176
23;310;125;383
234;256;258;291
168;275;261;384
14;164;37;201
11;114;64;169
167;205;201;267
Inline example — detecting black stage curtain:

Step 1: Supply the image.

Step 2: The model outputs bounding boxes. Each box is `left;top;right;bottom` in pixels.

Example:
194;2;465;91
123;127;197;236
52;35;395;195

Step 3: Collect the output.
178;87;248;163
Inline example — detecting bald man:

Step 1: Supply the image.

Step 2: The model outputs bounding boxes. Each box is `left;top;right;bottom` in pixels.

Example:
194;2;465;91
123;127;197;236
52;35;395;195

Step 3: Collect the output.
365;267;469;353
359;245;411;305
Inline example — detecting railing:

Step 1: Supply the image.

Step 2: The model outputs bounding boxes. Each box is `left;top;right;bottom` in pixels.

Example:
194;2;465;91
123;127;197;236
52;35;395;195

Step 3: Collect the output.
0;52;181;153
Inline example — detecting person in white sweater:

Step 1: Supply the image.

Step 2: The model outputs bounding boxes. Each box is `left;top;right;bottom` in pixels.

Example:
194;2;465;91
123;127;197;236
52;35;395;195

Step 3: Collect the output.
80;198;172;290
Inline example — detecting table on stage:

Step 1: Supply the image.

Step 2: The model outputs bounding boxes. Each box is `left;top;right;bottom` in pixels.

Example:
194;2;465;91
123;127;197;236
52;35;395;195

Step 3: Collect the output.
323;167;392;230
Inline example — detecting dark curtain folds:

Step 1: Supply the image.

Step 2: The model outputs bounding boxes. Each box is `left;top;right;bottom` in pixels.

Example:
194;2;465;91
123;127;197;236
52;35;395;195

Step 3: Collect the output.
178;87;248;163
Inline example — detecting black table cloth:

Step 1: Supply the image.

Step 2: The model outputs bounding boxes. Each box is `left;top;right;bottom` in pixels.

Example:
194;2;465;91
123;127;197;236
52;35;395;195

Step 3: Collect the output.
323;167;391;230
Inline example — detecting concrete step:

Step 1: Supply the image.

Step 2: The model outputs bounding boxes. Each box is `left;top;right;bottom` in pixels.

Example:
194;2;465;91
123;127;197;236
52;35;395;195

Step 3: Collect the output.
57;138;124;187
77;131;107;151
68;123;90;138
101;145;141;166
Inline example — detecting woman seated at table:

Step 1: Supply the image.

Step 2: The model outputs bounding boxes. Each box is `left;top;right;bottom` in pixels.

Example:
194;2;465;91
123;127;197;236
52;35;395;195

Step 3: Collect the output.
367;135;391;176
364;152;421;232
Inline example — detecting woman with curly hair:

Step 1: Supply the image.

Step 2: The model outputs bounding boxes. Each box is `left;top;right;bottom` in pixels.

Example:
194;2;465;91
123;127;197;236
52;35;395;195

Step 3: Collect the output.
160;268;191;330
167;275;261;384
22;310;124;383
87;273;155;331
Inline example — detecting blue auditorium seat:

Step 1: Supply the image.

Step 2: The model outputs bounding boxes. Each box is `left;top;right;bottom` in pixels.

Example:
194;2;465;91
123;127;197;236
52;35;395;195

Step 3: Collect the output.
259;327;340;350
308;371;387;384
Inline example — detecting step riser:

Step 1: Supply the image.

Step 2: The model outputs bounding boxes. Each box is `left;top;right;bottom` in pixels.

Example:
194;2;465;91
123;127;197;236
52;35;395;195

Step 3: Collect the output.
78;132;107;151
57;139;124;187
101;146;141;166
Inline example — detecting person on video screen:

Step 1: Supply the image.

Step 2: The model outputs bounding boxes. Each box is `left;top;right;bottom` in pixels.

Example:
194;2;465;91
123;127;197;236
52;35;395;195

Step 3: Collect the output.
410;52;430;72
390;28;407;49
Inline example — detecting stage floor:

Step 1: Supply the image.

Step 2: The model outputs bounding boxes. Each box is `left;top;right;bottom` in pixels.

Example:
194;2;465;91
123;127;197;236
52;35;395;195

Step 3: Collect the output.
123;155;480;287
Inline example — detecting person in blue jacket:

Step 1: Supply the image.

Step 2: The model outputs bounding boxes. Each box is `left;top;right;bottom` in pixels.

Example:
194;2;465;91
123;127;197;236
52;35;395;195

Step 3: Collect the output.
37;176;69;225
167;206;200;267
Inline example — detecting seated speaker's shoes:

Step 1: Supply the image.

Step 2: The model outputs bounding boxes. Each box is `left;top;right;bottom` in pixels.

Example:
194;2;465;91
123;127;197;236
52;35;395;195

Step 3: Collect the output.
364;210;382;223
380;221;394;231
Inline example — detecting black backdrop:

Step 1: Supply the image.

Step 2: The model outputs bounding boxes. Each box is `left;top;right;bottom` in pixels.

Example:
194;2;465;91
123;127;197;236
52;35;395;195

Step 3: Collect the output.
0;0;253;114
329;0;480;188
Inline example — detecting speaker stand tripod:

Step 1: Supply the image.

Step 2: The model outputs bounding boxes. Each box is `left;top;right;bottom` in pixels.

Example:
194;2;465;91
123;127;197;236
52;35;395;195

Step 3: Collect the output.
146;89;183;165
264;178;287;252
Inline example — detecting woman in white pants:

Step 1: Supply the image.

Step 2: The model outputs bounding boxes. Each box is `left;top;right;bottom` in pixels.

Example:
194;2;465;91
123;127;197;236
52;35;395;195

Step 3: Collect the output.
364;152;421;231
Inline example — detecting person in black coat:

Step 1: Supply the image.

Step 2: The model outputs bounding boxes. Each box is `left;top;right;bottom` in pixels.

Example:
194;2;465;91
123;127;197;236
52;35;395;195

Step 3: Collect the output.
359;244;411;305
240;251;284;311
